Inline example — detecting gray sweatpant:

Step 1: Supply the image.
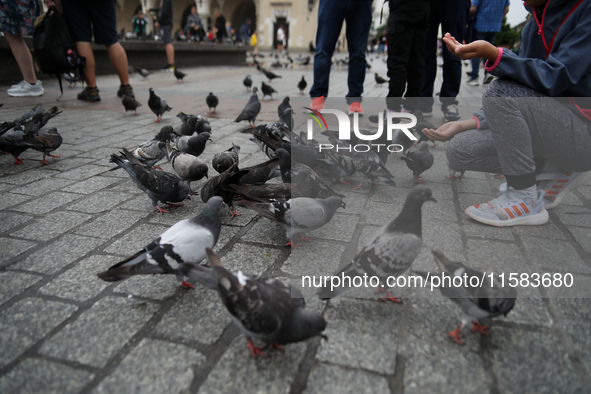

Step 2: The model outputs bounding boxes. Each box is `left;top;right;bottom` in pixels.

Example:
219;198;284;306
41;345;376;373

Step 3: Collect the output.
447;78;591;176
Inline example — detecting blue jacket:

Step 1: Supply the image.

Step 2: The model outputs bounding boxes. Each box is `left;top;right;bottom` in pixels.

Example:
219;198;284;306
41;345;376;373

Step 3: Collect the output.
475;0;591;127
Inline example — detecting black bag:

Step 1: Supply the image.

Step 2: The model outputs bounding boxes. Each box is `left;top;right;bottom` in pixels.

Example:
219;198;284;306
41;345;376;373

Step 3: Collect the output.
32;6;85;99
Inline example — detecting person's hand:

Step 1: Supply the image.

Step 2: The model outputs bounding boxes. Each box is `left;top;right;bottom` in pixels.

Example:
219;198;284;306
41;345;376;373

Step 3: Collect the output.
422;119;478;142
442;33;499;62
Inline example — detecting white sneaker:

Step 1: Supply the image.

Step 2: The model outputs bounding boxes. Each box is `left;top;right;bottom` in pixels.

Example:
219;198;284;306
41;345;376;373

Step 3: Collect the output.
7;80;44;97
467;78;480;86
465;186;548;227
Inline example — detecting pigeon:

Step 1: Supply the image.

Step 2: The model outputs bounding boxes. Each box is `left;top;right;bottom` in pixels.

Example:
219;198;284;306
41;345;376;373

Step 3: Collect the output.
401;143;434;184
282;142;323;169
0;127;30;164
137;68;150;80
148;88;172;122
447;163;466;180
111;126;174;170
237;157;280;185
177;112;198;135
23;127;63;165
110;148;191;213
352;150;396;189
413;111;438;147
200;162;249;217
234;87;261;126
165;140;209;194
375;73;388;85
319;186;436;301
261;82;278;100
122;95;142;114
244;125;289;159
277;96;291;118
260;67;282;82
174;68;187;82
314;150;357;184
297;76;307;95
414;251;517;344
16;105;61;135
188;248;327;358
393;128;415;155
206;92;219;113
194;115;212;134
174;132;211;157
97;196;224;288
298;56;311;66
128;65;136;75
62;72;80;87
222;182;292;201
237;196;346;247
212;144;240;174
243;74;253;91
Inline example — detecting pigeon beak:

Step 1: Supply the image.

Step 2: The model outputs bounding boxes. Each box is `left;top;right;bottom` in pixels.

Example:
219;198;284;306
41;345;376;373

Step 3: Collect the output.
186;195;191;200
320;334;328;341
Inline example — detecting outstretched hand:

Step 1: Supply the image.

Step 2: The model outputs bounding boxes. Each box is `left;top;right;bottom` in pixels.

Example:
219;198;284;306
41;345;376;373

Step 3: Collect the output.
442;33;499;62
422;119;478;142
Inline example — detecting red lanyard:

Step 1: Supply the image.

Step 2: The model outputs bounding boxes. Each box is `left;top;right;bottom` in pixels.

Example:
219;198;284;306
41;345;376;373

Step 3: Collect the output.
533;0;586;59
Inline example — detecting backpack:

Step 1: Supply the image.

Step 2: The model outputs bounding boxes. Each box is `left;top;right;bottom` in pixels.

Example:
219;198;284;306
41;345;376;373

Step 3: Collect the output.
32;6;85;99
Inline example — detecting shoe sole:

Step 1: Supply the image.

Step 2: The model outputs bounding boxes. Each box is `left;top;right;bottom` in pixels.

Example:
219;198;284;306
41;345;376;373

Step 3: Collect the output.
465;207;549;227
348;111;363;116
7;91;44;97
545;171;591;209
444;115;461;121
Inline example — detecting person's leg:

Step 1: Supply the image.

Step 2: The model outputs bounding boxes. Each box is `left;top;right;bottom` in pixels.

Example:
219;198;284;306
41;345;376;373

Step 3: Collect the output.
76;42;96;87
166;43;175;65
447;128;503;174
105;43;129;85
344;0;372;103
438;0;467;110
386;20;413;111
419;0;439;112
403;7;430;112
309;0;346;98
4;32;37;84
469;30;486;80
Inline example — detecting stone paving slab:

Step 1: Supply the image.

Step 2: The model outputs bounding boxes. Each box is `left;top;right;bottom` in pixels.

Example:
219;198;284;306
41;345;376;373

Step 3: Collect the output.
0;52;590;394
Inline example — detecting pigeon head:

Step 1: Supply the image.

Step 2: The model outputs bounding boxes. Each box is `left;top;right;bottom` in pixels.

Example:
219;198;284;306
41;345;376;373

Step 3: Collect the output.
276;148;291;164
198;132;212;144
204;196;224;214
252;87;258;95
287;308;327;342
197;120;212;134
155;125;174;141
179;181;192;201
149;88;155;95
197;163;209;179
408;185;436;205
282;96;290;105
324;196;346;211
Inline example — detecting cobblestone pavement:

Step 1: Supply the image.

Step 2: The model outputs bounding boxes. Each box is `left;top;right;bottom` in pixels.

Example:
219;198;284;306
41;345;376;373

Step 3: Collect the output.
0;53;590;394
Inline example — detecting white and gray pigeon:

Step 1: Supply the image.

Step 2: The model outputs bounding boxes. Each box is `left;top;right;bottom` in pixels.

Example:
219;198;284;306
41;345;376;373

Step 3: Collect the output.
110;148;191;214
165;140;209;194
352;150;396;189
401;143;434;184
237;196;346;247
212;144;240;174
192;248;327;358
414;250;517;344
319;186;436;301
110;126;174;171
148;87;172;122
97;196;224;288
235;87;261;126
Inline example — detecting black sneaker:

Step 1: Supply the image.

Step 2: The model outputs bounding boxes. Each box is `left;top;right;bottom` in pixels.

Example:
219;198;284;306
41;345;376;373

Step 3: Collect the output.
78;86;101;102
117;84;134;97
443;105;461;121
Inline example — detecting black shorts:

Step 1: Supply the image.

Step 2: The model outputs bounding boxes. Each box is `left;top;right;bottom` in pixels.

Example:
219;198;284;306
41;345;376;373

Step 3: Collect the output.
161;25;172;44
62;0;118;45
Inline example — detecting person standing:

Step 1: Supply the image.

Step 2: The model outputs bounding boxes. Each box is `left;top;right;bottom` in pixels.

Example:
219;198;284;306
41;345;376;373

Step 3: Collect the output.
239;19;251;45
276;24;286;54
151;0;174;72
60;0;134;101
308;0;373;116
214;8;227;43
419;0;470;121
1;0;43;97
467;0;510;86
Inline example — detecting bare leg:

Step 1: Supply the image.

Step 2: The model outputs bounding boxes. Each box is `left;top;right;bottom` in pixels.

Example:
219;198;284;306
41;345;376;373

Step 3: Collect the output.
105;42;130;85
165;43;174;65
4;32;37;84
76;42;96;87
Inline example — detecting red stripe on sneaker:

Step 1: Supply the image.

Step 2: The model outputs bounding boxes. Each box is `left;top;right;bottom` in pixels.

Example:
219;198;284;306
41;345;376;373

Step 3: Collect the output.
474;204;480;209
552;185;564;189
520;203;530;214
513;206;523;216
504;208;515;219
557;179;569;183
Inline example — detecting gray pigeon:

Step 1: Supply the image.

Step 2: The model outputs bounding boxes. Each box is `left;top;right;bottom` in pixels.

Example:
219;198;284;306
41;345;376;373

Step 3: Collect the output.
110;148;191;213
401;143;434;184
24;127;63;165
414;251;517;344
243;74;253;91
314;150;357;184
237;196;346;247
177;112;197;135
174;132;211;157
297;76;307;95
148;87;172;122
192;248;327;357
165;140;209;194
352;150;396;189
260;67;282;82
319;186;436;301
235;87;261;126
174;68;186;82
277;96;291;118
261;81;278;100
137;68;150;79
122;95;141;114
212;144;240;174
111;126;174;171
97;196;224;288
206;92;219;113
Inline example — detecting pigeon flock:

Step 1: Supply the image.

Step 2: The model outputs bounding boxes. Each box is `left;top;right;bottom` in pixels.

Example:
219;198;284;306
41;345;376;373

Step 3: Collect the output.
0;59;517;363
